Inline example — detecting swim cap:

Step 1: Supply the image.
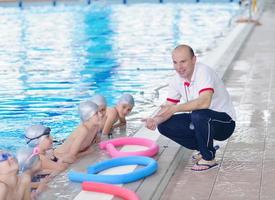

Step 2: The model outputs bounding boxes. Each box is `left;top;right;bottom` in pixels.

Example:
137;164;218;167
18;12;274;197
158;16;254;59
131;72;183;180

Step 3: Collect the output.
79;100;98;122
91;94;107;107
25;125;51;147
117;93;135;107
17;147;40;172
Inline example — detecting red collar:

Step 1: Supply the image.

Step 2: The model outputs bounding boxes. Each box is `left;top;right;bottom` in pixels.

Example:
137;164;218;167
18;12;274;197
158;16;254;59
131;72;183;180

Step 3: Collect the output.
184;82;190;87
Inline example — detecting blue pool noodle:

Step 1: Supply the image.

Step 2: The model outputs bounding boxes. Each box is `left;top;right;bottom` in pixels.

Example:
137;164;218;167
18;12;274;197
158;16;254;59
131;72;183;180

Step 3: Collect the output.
68;156;158;184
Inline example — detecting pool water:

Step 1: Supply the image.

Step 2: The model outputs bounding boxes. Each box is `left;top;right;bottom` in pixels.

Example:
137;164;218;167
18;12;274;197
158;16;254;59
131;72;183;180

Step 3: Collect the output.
0;1;240;152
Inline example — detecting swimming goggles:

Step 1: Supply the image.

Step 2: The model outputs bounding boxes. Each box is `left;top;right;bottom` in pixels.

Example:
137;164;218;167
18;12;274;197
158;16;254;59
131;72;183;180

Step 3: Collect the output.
0;152;13;163
25;127;51;144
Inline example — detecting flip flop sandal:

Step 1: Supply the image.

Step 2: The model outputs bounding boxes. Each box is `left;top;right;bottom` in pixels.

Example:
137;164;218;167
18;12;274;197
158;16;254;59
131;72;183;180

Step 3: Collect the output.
191;145;220;162
191;161;218;171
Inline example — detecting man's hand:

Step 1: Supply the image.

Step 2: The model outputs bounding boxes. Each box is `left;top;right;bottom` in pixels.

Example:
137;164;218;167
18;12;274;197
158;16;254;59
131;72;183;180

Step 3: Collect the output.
158;104;178;118
142;105;178;131
142;118;158;130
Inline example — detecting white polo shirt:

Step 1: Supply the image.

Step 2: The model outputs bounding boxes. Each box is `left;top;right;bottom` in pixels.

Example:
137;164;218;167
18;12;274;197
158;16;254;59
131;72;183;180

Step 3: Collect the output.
167;62;236;121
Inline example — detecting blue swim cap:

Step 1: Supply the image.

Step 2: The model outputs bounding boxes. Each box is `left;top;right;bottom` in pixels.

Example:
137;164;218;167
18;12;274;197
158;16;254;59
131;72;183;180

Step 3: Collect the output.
91;94;107;107
79;100;98;122
17;147;40;172
24;125;51;147
117;93;135;107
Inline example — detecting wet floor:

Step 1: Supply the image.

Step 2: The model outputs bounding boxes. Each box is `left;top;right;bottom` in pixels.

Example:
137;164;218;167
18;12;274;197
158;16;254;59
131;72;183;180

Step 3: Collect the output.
160;1;275;199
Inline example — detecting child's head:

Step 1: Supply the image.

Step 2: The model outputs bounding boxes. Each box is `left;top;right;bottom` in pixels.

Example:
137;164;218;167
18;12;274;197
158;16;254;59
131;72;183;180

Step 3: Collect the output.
91;94;107;119
79;100;99;123
16;147;40;172
24;125;52;148
0;150;19;175
116;93;135;118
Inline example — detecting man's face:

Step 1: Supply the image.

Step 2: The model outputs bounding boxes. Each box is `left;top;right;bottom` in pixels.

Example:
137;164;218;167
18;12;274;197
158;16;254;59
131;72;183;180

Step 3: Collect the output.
172;48;196;80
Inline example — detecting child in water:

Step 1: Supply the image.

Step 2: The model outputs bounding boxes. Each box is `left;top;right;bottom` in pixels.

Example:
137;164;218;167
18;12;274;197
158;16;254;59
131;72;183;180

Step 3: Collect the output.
24;125;68;173
25;100;100;166
90;94;107;131
91;93;134;138
53;100;100;163
0;150;31;200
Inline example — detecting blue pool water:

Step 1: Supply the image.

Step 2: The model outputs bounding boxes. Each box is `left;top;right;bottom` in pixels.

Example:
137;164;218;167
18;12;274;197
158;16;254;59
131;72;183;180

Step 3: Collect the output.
0;2;241;152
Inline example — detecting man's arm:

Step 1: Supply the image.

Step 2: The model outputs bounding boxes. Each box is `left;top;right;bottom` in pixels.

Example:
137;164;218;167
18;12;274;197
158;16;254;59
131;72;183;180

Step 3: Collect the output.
174;90;213;112
143;101;176;130
144;90;213;130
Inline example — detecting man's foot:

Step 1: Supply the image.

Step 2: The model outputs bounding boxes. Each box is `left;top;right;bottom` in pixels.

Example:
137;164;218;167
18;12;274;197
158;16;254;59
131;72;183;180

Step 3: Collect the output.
191;159;218;171
191;151;202;162
191;145;220;162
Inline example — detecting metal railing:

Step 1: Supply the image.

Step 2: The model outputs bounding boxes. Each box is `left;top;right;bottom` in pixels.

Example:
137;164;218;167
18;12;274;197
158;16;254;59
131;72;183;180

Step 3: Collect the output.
2;0;240;8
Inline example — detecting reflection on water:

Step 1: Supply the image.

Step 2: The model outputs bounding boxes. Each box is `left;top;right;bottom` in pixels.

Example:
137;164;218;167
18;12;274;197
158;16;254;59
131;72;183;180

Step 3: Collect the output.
0;2;240;151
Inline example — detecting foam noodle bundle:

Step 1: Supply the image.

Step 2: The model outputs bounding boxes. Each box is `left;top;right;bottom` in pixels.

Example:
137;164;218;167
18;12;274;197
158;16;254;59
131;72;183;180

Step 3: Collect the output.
82;181;139;200
99;137;159;158
68;156;157;184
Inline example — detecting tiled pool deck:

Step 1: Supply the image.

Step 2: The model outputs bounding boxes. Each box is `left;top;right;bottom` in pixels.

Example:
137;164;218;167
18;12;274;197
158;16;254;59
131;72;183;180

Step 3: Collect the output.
161;0;275;199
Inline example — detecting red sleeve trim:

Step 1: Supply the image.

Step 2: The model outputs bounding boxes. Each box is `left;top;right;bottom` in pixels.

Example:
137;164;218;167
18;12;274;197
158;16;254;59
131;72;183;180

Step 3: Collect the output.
199;88;214;94
166;98;180;103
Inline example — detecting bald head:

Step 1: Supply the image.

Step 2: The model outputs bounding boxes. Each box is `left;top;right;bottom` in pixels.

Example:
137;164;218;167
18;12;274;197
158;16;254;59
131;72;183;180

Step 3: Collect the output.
173;44;195;59
172;44;196;80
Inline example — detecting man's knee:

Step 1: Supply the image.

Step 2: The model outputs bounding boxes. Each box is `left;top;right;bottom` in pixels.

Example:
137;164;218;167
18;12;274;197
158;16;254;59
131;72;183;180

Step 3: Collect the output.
157;122;168;136
191;109;210;123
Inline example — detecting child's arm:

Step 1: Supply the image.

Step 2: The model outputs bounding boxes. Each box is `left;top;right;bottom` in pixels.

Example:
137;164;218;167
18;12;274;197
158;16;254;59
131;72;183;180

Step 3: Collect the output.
21;173;32;200
30;172;58;200
76;146;94;159
112;117;126;128
61;128;91;163
29;160;42;177
102;108;118;135
0;182;8;200
40;154;68;172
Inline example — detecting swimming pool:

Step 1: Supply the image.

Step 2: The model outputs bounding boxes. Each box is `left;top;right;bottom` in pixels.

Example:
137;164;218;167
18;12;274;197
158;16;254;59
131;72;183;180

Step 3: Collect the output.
0;1;241;152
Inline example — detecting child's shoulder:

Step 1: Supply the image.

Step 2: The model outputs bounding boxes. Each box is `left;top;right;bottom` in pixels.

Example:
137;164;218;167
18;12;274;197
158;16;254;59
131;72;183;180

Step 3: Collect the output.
68;124;89;139
107;107;119;116
76;124;90;134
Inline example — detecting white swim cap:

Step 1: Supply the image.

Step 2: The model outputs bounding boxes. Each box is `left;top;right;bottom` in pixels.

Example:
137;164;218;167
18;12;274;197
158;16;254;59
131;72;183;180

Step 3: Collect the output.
79;100;98;122
25;125;51;147
117;93;135;107
17;147;39;172
91;94;107;107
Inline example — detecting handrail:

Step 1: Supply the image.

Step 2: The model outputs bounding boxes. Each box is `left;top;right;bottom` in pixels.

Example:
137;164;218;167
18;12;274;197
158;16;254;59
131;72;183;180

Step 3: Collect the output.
2;0;241;8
